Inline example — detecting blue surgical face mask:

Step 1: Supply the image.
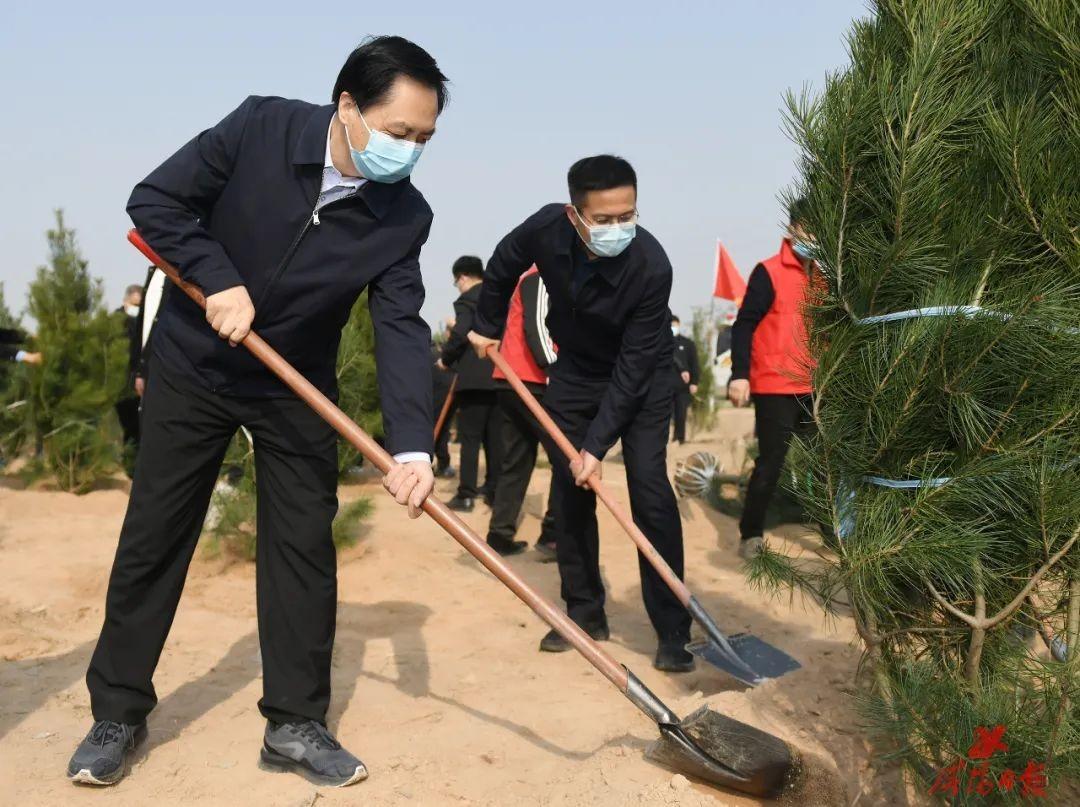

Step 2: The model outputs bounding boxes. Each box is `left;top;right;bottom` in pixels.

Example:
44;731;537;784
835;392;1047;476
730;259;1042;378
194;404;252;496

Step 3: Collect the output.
343;109;423;183
574;208;636;258
791;240;815;261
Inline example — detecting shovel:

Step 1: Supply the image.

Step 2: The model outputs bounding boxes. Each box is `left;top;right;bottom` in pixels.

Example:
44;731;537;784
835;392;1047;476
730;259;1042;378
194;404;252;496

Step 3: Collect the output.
486;348;800;686
127;228;800;798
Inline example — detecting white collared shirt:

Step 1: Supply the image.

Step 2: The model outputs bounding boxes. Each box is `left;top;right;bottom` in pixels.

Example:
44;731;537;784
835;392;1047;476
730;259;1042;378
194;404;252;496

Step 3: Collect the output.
324;117;429;467
319;117;366;209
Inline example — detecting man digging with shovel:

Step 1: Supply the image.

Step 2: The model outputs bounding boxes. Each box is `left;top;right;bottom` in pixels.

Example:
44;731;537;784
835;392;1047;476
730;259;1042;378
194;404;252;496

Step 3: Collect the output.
67;37;446;788
469;155;696;673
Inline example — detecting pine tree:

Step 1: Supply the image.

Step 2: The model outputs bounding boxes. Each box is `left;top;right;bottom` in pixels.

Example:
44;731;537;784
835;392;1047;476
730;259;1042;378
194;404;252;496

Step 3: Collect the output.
20;211;129;491
750;1;1079;800
335;291;384;472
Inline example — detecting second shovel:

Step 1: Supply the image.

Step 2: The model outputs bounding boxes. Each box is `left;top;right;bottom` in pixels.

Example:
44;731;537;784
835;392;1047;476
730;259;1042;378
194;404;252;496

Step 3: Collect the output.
486;348;800;686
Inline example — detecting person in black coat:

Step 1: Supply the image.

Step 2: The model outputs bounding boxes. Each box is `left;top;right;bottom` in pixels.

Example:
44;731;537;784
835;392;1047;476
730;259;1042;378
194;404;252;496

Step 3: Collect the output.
114;284;145;463
469;155;694;673
440;256;501;511
68;37;448;789
669;314;700;444
431;337;456;476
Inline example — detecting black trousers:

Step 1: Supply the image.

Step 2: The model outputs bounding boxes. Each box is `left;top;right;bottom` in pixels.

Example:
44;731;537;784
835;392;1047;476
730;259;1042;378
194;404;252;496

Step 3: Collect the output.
454;389;501;500
546;369;691;640
433;398;455;469
739;393;813;539
487;387;562;546
87;357;339;726
671;387;691;444
115;396;141;447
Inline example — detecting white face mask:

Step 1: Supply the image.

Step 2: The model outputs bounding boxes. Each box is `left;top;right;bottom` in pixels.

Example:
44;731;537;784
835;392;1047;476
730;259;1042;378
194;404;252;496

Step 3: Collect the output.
124;304;140;317
671;325;680;337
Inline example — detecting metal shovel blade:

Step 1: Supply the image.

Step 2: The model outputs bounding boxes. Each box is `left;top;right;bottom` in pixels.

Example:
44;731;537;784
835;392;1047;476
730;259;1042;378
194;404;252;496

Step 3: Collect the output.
645;706;797;799
686;632;802;685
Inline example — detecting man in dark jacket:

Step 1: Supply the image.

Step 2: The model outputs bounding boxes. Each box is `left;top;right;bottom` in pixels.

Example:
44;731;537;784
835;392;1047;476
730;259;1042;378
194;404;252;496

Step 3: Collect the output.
669;314;699;444
67;36;447;789
431;338;456;477
440;256;501;511
114;284;144;463
468;155;694;673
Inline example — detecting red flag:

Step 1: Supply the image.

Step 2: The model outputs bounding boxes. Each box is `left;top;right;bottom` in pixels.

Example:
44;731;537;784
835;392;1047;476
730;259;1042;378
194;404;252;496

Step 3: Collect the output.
712;240;746;305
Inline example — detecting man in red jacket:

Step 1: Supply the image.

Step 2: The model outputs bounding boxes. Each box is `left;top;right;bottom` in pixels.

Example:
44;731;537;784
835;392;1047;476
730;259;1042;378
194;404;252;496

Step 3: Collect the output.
729;198;816;559
485;266;562;558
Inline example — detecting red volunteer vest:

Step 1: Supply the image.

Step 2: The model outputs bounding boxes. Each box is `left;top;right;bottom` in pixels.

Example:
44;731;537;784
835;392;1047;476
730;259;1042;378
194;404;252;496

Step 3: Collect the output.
749;240;815;395
492;266;548;385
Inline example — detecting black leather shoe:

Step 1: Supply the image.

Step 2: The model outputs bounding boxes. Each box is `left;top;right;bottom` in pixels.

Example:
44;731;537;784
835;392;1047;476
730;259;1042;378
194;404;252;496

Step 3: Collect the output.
487;537;527;556
654;638;695;672
446;495;474;512
534;540;557;562
539;619;609;652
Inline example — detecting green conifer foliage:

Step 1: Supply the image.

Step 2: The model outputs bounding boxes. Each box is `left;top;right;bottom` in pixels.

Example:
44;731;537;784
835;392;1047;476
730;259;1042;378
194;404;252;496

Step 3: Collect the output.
24;211;128;491
752;1;1079;797
335;291;384;473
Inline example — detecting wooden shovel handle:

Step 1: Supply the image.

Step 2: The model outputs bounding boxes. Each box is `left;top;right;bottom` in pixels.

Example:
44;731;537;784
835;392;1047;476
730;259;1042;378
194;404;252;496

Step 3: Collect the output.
486;348;691;607
126;228;629;692
433;375;457;440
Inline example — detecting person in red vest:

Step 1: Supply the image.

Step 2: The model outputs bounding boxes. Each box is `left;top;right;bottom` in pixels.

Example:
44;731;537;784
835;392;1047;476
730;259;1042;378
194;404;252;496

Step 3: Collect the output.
485;266;562;557
728;197;816;559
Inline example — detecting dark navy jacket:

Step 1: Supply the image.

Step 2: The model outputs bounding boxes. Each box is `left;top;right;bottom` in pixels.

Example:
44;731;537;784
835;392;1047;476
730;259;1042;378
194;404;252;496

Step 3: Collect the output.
127;96;433;455
441;284;496;392
474;204;674;459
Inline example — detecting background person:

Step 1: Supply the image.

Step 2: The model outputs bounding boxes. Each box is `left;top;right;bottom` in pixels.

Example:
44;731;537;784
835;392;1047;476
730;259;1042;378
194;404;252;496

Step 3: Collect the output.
115;283;144;464
440;256;501;512
484;265;562;558
728;197;817;560
669;314;699;444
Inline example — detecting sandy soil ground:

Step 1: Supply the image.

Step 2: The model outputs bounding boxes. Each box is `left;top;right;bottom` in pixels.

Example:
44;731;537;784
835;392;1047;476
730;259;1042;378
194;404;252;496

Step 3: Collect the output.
0;410;920;806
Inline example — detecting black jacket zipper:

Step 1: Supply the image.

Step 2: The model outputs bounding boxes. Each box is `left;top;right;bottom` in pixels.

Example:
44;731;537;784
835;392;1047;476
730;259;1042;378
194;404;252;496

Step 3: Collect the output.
252;194;354;322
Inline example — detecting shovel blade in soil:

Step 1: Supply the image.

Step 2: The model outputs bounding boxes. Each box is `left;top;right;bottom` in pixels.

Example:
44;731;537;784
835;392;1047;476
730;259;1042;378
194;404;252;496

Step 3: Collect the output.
645;706;797;799
686;633;802;685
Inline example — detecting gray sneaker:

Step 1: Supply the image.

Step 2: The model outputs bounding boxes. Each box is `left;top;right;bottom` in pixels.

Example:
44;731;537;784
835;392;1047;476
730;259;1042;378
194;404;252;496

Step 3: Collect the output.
67;720;147;786
259;720;367;787
738;536;765;560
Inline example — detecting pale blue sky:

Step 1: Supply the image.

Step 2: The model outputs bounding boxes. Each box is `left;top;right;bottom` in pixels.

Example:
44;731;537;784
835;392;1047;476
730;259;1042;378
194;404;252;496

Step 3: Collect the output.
1;0;869;329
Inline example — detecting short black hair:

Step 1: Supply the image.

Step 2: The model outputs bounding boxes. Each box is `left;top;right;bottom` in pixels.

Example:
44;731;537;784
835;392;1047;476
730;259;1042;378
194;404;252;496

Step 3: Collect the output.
567;155;637;208
332;36;449;113
787;195;809;226
671;314;681;324
125;284;143;297
452;256;484;280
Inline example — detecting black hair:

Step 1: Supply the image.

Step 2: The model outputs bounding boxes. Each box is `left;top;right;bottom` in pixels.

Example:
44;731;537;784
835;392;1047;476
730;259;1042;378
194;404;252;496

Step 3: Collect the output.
452;256;484;280
332;36;449;113
567;155;637;207
671;314;681;323
125;284;143;297
787;195;809;226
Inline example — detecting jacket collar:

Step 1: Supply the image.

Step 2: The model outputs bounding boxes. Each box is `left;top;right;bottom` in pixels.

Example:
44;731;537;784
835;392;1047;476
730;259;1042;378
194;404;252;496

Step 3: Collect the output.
555;213;632;288
292;103;407;220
